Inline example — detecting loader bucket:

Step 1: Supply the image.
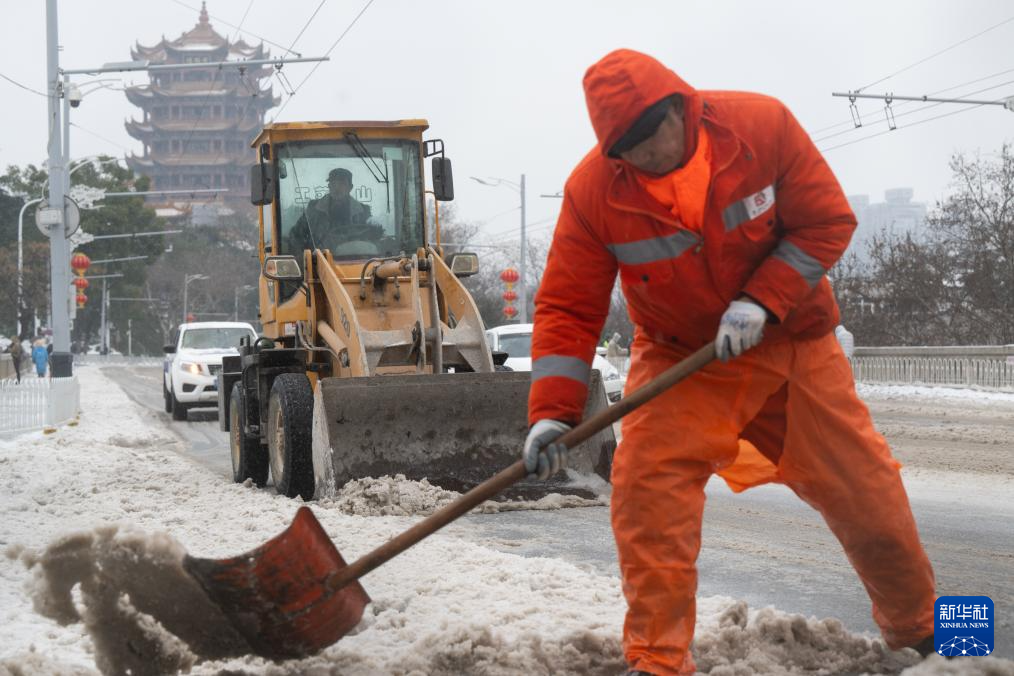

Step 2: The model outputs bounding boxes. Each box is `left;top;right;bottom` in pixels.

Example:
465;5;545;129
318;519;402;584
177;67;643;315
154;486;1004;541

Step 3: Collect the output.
311;370;616;498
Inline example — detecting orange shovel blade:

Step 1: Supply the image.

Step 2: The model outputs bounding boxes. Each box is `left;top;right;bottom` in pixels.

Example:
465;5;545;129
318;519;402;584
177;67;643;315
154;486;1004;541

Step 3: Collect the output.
183;506;370;659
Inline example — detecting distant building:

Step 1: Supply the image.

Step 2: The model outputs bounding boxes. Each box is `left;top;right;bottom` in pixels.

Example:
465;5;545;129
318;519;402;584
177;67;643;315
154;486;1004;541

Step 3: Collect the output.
846;188;927;255
124;2;278;221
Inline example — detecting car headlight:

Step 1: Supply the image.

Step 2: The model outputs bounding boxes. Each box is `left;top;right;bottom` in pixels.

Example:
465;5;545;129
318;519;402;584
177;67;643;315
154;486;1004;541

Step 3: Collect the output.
181;361;203;375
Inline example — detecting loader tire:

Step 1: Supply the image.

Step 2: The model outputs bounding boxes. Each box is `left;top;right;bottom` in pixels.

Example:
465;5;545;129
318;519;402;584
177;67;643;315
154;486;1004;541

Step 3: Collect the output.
230;383;268;486
267;373;315;500
163;382;173;413
170;387;187;421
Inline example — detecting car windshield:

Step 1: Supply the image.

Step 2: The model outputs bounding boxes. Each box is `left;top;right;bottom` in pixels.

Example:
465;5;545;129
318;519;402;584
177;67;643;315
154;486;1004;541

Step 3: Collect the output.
498;333;532;358
181;328;252;350
275;138;425;263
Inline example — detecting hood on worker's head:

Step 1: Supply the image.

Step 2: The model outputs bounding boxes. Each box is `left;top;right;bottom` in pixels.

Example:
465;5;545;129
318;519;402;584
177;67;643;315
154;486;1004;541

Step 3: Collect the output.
583;49;703;162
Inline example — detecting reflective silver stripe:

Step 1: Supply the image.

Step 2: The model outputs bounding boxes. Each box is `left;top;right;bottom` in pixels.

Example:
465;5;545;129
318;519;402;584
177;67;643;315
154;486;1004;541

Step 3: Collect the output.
723;184;776;231
531;355;591;385
772;240;826;287
606;231;699;265
722;200;751;231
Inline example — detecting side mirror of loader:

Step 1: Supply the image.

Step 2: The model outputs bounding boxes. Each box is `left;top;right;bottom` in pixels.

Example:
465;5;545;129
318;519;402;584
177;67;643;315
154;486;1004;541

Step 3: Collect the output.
431;157;454;201
446;252;479;277
250;163;276;206
263;255;303;282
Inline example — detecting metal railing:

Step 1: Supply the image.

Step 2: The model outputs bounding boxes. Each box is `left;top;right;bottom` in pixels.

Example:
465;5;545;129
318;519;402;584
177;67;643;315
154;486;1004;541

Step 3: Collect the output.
606;345;1014;392
850;345;1014;391
0;376;81;436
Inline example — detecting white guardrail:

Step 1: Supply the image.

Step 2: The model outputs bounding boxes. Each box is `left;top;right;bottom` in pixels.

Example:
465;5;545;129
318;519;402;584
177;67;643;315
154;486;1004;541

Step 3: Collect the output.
0;376;81;436
849;345;1014;391
608;345;1014;392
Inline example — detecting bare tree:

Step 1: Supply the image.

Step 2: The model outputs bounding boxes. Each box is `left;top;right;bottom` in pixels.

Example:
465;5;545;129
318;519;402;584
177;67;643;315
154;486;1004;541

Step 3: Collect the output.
834;144;1014;346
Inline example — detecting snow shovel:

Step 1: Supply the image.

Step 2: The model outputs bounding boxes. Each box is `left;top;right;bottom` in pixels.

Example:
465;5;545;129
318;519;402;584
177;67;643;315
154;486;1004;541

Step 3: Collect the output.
183;342;717;660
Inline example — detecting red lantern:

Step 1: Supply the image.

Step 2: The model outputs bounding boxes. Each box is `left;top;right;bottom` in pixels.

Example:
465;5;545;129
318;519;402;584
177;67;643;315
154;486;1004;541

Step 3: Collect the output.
71;253;91;276
502;289;518;303
76;293;88;307
500;268;519;285
503;305;517;318
73;277;89;290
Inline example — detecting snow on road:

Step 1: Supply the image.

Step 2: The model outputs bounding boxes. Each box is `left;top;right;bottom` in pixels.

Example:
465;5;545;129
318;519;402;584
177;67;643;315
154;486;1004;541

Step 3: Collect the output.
0;366;1011;675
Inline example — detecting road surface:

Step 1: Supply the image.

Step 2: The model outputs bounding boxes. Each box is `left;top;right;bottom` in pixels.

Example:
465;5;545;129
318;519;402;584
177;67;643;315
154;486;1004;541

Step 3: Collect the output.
106;365;1013;659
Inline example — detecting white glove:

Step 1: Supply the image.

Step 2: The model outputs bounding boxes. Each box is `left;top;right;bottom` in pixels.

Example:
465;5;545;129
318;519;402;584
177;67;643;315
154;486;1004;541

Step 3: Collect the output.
522;419;572;480
715;299;767;362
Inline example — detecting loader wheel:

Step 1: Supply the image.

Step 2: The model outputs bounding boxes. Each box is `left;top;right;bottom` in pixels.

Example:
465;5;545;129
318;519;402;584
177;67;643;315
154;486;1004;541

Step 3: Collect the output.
267;373;315;500
230;383;268;486
170;387;188;421
163;383;173;413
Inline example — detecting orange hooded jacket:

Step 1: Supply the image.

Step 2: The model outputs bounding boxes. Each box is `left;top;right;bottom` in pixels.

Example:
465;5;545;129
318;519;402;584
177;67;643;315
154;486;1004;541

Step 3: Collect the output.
529;50;857;425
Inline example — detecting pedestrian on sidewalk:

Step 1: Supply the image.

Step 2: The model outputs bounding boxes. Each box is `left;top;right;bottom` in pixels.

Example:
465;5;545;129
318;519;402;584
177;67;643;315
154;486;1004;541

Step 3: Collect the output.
7;338;23;383
32;339;48;378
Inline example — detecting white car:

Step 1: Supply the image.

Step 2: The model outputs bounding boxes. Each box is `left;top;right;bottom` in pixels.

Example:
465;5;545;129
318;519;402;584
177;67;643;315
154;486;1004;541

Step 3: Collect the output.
163;322;257;421
485;323;625;403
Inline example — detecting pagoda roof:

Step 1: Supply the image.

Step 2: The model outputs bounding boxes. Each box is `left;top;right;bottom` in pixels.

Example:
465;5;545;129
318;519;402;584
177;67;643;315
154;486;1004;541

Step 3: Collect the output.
131;2;267;63
126;154;248;169
125;84;252;106
125;117;265;138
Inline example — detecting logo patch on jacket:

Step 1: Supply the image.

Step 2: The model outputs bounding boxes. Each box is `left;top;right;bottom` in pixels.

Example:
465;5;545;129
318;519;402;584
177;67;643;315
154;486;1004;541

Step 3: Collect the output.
745;186;775;220
722;184;776;231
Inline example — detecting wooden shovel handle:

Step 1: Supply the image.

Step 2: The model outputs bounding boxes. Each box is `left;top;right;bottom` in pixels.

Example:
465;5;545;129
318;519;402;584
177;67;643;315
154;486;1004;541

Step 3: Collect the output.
327;341;717;591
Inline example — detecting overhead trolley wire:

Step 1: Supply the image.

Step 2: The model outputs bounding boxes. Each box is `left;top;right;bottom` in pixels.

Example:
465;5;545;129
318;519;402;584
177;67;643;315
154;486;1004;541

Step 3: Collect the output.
0;71;48;97
285;0;329;56
169;0;302;56
270;0;376;122
854;12;1014;94
810;65;1014;137
808;12;1014;137
813;77;1014;145
819;101;989;153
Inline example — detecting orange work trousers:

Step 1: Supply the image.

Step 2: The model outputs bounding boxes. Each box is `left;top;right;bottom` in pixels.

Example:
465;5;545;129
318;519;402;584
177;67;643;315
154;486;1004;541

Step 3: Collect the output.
611;331;935;676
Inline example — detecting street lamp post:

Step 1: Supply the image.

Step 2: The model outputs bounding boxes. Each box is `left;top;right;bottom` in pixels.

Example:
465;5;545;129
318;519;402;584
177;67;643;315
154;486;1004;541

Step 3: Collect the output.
234;285;256;321
16;197;45;339
470;174;528;323
183;274;209;323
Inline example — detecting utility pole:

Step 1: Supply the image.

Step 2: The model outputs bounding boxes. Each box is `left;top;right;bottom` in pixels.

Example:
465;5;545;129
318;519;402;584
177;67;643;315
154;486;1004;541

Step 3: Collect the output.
100;279;107;354
519;174;527;324
44;0;73;376
470;174;529;323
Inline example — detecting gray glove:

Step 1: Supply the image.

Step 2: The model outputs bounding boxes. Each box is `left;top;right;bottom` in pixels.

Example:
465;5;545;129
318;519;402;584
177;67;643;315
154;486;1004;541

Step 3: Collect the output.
522;419;572;480
715;299;767;362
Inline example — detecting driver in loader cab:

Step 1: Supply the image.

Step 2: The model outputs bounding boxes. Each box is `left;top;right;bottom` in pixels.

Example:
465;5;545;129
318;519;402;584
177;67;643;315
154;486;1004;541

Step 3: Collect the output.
289;167;381;253
522;49;937;675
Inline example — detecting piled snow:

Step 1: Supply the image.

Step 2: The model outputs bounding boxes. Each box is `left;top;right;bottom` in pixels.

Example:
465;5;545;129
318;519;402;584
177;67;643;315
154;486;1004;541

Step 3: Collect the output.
0;368;1010;675
323;474;607;517
857;383;1014;404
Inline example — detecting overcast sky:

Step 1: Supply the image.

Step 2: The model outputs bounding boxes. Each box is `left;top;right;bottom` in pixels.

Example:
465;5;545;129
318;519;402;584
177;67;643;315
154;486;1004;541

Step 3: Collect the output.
3;0;1013;248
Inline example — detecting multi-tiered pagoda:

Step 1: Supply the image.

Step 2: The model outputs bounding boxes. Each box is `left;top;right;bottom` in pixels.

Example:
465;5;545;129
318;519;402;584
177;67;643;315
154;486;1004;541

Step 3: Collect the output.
124;3;278;214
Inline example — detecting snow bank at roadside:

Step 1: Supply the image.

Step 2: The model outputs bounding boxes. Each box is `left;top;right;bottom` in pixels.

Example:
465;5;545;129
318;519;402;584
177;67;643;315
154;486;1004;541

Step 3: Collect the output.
324;473;608;517
0;367;1010;676
857;382;1014;404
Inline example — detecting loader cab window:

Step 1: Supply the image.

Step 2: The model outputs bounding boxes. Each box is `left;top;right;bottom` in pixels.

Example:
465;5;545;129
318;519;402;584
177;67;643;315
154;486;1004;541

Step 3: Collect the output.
274;139;425;265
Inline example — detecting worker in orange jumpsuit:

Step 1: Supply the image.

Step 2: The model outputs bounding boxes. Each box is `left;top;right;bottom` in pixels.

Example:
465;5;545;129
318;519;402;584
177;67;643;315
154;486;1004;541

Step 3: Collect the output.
521;49;937;675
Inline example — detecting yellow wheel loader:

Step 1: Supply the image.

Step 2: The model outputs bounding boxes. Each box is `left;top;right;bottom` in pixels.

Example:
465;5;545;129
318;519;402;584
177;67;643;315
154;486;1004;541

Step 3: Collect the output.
217;120;615;500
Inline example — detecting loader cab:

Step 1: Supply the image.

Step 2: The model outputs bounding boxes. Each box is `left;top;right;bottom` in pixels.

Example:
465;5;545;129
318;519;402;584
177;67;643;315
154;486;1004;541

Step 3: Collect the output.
251;122;447;267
